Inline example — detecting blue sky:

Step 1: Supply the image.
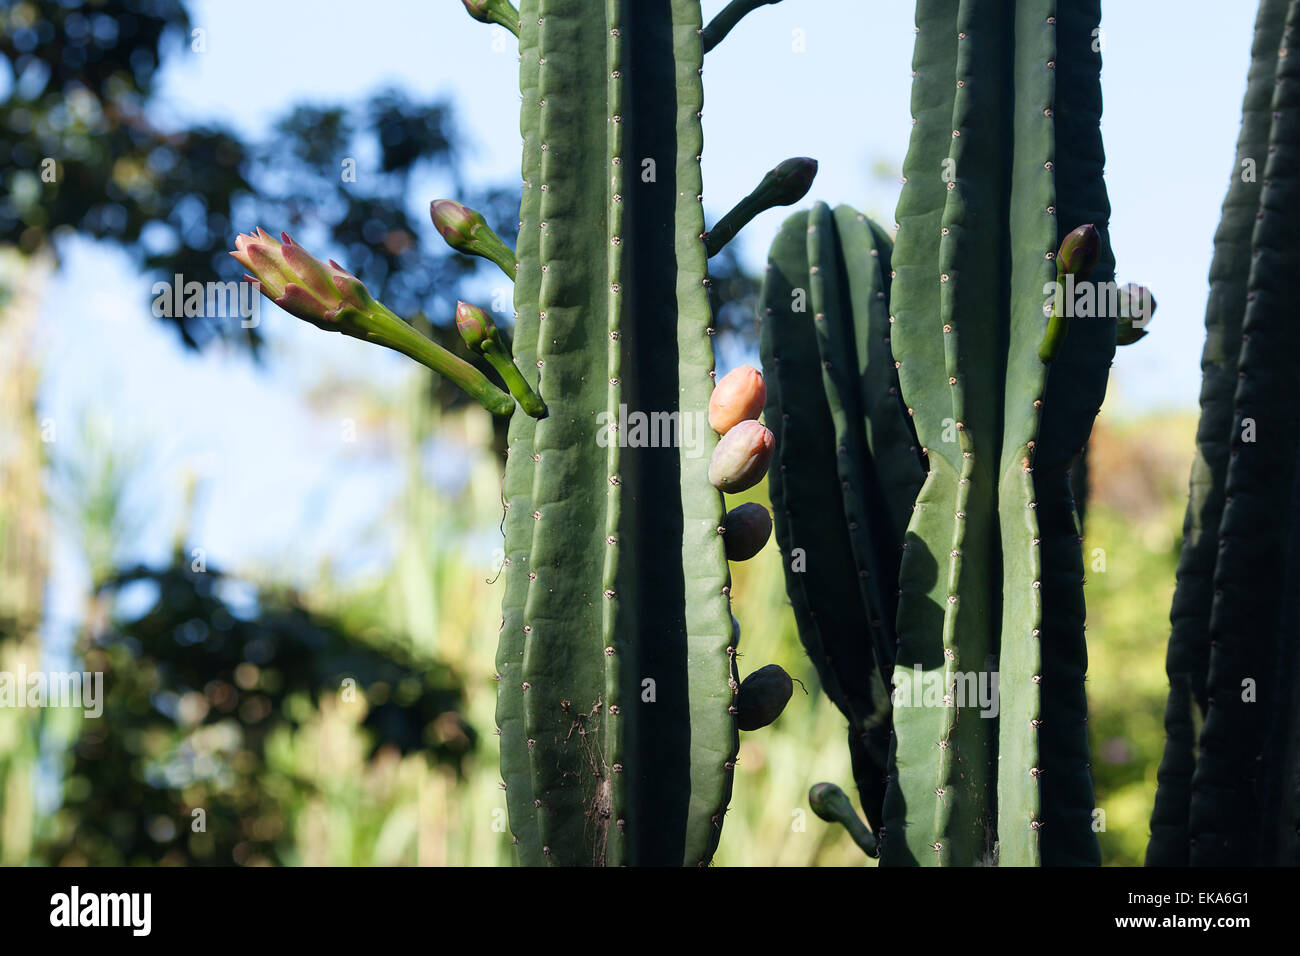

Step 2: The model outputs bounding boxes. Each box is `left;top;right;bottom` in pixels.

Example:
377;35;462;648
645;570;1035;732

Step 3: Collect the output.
35;0;1262;632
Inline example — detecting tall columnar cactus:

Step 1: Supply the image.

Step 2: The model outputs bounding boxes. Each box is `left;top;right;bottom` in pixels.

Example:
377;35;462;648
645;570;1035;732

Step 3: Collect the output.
763;0;1146;866
232;0;808;867
1149;0;1300;867
488;0;816;866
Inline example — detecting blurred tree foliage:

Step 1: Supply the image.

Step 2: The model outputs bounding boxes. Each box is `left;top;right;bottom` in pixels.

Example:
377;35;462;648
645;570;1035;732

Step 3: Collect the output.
0;0;521;371
40;551;475;865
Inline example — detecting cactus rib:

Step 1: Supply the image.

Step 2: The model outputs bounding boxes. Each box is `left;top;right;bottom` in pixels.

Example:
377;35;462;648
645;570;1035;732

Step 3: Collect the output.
497;5;544;864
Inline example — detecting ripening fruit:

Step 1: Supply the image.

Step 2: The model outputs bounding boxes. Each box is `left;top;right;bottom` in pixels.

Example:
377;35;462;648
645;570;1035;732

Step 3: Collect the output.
722;502;772;561
708;419;775;492
735;664;794;731
708;365;767;435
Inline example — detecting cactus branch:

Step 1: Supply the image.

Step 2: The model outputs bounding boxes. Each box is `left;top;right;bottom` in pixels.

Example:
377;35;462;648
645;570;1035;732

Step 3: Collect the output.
703;157;817;257
700;0;783;54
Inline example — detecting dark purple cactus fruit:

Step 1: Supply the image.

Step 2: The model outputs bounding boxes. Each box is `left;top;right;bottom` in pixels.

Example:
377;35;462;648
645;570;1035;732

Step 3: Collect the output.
735;663;794;731
722;502;773;561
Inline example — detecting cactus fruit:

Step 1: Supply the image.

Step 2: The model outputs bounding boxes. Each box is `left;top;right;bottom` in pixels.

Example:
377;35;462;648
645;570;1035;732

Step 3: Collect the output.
708;365;767;435
734;664;793;731
709;420;776;493
721;502;773;561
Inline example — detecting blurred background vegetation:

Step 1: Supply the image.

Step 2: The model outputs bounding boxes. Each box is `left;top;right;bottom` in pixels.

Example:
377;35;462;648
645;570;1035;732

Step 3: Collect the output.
0;0;1190;866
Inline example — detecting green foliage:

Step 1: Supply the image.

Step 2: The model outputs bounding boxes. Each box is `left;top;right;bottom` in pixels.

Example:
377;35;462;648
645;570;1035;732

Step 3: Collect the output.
40;555;473;865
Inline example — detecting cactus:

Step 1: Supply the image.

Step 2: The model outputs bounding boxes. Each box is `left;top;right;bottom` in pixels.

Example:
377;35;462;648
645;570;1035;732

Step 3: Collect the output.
220;0;1300;868
762;0;1137;866
1149;0;1300;867
488;0;804;867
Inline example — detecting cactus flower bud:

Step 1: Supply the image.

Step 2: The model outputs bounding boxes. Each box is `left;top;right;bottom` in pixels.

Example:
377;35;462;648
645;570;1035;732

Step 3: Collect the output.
807;782;879;857
1056;223;1101;278
455;299;497;351
708;364;767;435
735;663;793;731
1117;282;1156;345
704;157;819;257
231;229;376;330
708;419;775;493
764;156;820;207
229;229;515;417
460;0;520;36
721;502;772;561
430;199;518;280
455;301;546;419
808;782;855;823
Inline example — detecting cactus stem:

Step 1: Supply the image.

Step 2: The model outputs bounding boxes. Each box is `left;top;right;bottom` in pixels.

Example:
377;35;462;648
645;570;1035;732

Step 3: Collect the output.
366;303;516;417
704;157;818;257
700;0;784;54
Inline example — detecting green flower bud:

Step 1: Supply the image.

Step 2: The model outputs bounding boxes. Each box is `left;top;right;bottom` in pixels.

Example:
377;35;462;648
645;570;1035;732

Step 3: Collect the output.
1056;223;1101;278
721;502;772;561
708;419;774;493
430;199;517;279
455;300;498;351
808;781;879;857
